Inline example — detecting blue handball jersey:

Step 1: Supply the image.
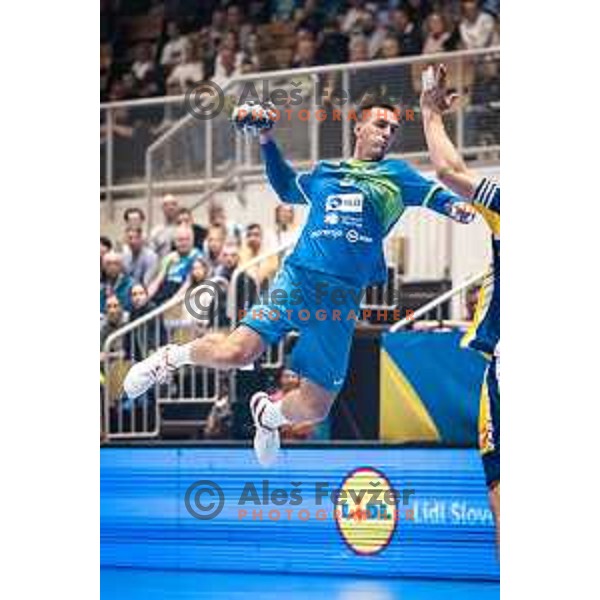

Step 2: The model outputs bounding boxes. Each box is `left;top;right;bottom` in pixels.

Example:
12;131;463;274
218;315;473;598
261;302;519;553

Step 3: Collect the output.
461;178;500;357
261;139;468;287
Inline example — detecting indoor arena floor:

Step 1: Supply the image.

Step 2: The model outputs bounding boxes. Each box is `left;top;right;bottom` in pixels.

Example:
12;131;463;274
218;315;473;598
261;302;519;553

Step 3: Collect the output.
101;568;500;599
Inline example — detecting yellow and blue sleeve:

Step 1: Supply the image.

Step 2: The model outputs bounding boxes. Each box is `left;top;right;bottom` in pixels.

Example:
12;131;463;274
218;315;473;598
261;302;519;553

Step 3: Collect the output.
472;178;500;237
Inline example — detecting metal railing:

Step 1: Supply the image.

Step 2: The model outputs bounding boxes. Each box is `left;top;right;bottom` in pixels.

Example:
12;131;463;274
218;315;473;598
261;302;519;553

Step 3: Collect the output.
101;286;224;440
389;270;488;332
100;46;500;223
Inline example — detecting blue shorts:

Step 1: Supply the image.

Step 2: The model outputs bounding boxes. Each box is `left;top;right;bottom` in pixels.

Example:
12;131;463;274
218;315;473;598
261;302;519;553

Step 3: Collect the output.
478;356;500;487
239;263;361;392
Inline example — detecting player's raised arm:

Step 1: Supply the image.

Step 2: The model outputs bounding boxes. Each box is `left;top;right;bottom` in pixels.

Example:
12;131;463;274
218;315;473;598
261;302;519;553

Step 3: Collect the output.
420;64;479;200
259;134;309;205
231;101;309;205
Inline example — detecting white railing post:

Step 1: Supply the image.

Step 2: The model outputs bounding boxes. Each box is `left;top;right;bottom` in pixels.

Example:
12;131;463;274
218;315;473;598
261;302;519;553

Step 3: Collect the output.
310;74;319;164
342;69;351;158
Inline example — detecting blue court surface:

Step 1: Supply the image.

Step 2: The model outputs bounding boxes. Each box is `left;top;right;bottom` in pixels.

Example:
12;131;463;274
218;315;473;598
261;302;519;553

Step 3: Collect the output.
101;568;499;600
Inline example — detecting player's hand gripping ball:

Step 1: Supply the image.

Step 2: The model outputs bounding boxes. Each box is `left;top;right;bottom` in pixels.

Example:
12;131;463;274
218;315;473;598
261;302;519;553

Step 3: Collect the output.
231;101;277;136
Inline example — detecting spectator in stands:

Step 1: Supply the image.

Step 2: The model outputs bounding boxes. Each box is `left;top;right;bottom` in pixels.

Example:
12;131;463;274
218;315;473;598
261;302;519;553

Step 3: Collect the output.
151;78;185;138
291;36;318;68
214;244;259;323
222;30;244;67
204;395;233;439
100;236;113;283
100;294;127;359
270;368;301;404
240;31;262;70
341;0;369;35
123;283;167;362
204;225;226;272
210;30;243;84
208;201;243;243
101;251;134;313
317;16;348;65
167;42;204;91
122;226;159;287
239;223;279;288
349;8;387;58
225;4;253;48
459;0;497;50
206;7;228;47
188;256;211;287
131;42;156;84
150;194;180;258
422;12;453;54
295;0;325;36
377;33;402;60
147;224;202;304
373;34;413;105
180;256;226;326
210;46;241;89
389;8;422;56
124;207;146;230
176;207;208;251
405;0;432;28
348;34;369;63
272;204;299;248
346;36;375;105
160;21;190;68
101;81;137;179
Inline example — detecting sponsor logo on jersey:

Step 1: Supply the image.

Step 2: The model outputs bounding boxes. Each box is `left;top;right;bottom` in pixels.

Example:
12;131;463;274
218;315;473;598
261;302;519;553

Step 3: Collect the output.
324;213;340;225
340;215;363;228
325;193;364;213
346;229;373;244
310;229;343;239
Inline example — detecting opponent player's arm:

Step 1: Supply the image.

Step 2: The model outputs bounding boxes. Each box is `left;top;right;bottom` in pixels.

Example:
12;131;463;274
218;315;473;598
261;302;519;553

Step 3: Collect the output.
419;64;479;199
259;133;309;205
421;108;479;199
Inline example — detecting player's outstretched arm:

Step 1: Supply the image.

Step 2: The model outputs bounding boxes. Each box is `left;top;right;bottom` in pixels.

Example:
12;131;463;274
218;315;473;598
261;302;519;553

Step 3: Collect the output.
389;159;475;225
420;65;479;200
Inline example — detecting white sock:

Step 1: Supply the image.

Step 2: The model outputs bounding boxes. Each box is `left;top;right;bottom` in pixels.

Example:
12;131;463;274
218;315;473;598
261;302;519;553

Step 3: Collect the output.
261;399;291;429
168;343;194;368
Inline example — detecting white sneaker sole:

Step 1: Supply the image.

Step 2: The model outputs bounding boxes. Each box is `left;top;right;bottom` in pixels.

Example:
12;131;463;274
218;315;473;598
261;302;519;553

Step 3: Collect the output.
250;392;280;467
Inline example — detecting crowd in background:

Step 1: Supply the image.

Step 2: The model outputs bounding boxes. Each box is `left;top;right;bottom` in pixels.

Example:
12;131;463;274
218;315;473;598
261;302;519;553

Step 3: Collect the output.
100;194;298;328
101;0;500;103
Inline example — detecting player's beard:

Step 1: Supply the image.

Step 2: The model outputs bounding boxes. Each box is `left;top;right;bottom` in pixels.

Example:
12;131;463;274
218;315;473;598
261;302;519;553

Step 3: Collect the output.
371;141;387;161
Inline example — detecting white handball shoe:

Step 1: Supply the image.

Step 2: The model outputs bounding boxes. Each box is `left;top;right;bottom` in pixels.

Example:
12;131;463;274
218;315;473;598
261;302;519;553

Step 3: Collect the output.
123;345;178;399
250;392;280;467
